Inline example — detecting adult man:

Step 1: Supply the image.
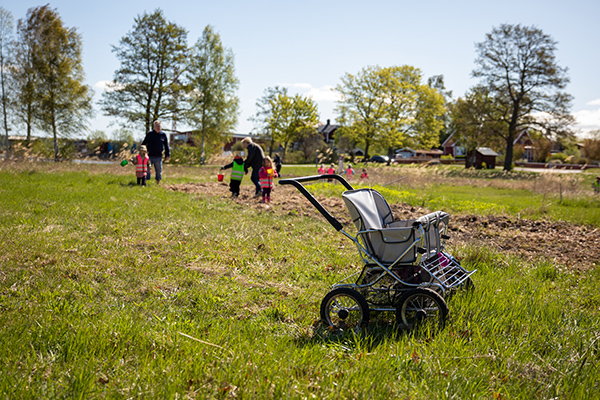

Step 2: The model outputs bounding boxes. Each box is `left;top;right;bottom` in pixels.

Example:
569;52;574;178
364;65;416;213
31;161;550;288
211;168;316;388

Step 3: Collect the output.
241;137;265;197
142;120;170;184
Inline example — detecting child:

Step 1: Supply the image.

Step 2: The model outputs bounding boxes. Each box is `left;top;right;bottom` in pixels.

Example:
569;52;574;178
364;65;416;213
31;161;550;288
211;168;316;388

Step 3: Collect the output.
327;163;336;182
345;164;355;181
220;155;245;197
361;168;368;180
258;156;278;203
132;145;150;186
594;176;600;193
318;163;326;175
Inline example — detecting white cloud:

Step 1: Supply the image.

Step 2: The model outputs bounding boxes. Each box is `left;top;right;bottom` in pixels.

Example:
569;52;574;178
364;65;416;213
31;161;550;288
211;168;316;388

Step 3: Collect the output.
277;82;312;90
278;83;340;102
94;80;124;92
573;99;600;135
306;85;340;102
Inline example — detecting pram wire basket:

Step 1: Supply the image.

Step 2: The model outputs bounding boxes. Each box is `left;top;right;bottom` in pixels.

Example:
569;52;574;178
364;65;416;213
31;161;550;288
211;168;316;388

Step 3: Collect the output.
280;174;476;331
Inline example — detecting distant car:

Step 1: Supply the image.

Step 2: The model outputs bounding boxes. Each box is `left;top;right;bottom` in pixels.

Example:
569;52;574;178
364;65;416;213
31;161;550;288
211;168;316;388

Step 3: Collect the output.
370;155;390;163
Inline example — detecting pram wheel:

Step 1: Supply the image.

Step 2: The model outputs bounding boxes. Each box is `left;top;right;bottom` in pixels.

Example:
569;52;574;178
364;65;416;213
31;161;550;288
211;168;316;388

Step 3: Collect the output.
320;287;369;330
396;288;448;332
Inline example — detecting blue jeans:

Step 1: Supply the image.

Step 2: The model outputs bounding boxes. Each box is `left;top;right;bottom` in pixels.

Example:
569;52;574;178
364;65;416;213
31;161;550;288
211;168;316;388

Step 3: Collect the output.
250;168;261;195
149;157;163;181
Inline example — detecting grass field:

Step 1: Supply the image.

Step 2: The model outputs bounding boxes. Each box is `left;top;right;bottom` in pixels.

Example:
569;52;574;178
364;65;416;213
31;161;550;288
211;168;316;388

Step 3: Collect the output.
1;162;599;399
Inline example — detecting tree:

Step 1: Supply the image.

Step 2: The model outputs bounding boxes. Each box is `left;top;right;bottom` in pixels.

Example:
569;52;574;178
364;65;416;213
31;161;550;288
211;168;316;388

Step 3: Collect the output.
23;5;93;160
100;9;187;135
472;24;573;171
335;65;445;160
450;86;506;165
268;93;319;160
251;86;319;159
11;10;38;143
0;7;14;156
112;127;134;143
186;25;239;164
250;86;286;153
428;75;454;146
582;130;600;162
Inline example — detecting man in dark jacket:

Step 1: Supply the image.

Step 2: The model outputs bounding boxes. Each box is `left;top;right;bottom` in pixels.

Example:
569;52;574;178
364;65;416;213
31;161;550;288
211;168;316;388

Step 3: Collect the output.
241;137;264;197
142;120;170;184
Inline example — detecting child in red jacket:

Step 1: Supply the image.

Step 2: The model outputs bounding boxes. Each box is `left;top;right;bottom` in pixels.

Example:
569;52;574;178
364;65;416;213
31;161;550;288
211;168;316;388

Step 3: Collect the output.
133;145;150;186
258;156;278;203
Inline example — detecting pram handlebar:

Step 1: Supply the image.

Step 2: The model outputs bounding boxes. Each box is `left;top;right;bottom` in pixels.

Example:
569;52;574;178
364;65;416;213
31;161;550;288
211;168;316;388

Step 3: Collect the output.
279;174;353;231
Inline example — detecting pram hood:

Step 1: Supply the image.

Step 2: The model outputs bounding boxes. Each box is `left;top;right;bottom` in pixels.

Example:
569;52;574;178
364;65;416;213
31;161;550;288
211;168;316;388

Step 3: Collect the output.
342;189;422;265
342;189;395;230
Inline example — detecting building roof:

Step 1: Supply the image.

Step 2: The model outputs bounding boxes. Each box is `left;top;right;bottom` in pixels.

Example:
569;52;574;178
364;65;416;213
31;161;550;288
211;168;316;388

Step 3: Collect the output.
441;131;459;147
477;147;500;156
318;120;338;134
416;149;443;155
513;129;532;145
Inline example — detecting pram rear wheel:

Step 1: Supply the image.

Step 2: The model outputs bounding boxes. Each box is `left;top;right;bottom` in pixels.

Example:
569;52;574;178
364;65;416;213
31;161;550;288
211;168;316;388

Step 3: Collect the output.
320;287;369;330
396;288;448;332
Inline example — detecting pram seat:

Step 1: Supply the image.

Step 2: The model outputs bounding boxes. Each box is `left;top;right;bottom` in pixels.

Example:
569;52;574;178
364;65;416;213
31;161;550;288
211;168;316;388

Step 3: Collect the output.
342;189;422;266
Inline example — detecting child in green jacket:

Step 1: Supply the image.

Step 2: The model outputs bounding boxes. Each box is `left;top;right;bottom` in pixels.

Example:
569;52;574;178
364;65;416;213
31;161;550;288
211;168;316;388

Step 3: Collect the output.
221;155;245;197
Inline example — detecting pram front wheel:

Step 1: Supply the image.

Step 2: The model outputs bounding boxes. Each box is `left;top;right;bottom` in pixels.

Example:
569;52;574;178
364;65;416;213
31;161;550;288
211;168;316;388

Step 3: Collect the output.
396;288;448;332
320;287;369;330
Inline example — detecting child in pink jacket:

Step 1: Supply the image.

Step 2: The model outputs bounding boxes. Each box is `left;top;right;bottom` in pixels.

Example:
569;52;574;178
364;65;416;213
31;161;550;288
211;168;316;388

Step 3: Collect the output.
258;156;279;203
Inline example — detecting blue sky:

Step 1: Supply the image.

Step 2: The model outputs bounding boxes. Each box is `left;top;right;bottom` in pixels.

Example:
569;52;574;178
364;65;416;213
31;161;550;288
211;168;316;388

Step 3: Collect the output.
3;0;600;140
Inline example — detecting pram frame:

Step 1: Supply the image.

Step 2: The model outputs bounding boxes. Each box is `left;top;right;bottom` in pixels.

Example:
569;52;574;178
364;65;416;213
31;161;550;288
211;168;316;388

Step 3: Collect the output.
280;175;445;309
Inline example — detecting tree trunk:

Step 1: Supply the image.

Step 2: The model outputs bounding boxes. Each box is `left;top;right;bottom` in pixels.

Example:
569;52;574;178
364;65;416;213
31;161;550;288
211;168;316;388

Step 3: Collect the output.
200;132;205;165
1;67;8;160
52;123;59;161
282;142;288;161
503;108;519;171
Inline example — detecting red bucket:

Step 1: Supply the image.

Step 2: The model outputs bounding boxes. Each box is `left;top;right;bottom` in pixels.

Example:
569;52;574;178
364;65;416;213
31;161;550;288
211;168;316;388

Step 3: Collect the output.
217;173;224;182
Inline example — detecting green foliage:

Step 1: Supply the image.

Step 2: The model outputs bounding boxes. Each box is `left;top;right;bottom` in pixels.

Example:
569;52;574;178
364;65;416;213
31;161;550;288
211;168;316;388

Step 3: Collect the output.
17;5;93;160
251;86;319;161
582;137;600;163
100;8;188;133
335;65;446;158
169;144;202;165
0;7;14;150
548;152;567;162
28;137;75;159
185;25;239;163
112;127;134;143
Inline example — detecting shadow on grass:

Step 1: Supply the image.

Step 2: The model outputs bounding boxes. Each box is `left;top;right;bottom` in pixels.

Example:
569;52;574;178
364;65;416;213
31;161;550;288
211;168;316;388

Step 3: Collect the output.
293;317;439;352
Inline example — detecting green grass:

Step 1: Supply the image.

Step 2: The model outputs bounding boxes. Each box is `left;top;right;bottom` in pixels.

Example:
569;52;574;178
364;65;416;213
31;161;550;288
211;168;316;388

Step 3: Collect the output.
1;165;599;398
313;180;600;227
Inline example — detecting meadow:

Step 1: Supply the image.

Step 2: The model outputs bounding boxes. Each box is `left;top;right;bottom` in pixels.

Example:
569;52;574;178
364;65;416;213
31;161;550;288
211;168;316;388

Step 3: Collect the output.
0;161;599;399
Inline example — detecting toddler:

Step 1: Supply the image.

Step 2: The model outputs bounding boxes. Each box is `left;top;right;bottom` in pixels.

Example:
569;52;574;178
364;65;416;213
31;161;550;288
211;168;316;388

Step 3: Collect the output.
133;145;150;186
258;156;278;203
345;164;355;181
220;155;245;197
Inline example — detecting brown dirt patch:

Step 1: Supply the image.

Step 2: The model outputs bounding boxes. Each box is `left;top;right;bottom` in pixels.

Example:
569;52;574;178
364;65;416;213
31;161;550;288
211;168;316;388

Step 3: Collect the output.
164;181;600;270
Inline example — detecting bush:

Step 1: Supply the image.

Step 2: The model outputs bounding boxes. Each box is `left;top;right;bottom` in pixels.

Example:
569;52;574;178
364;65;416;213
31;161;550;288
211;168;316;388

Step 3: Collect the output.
170;144;201;165
283;150;306;164
547;153;568;163
440;154;454;160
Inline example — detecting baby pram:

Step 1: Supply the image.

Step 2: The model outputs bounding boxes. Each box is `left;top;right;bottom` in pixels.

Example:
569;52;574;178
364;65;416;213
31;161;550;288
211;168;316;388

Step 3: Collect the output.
280;174;476;331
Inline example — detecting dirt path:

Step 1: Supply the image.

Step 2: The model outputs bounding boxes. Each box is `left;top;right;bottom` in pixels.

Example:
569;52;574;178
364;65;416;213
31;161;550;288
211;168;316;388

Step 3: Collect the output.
165;182;600;271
